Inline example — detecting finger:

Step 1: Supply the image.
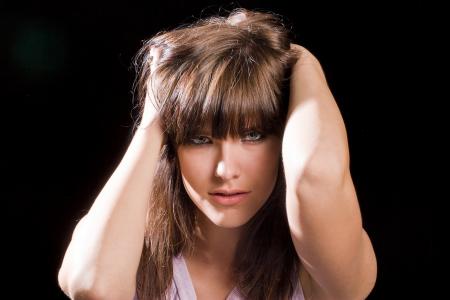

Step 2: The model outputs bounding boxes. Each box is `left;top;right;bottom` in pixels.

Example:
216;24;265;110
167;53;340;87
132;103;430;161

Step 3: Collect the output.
149;46;162;73
227;12;247;25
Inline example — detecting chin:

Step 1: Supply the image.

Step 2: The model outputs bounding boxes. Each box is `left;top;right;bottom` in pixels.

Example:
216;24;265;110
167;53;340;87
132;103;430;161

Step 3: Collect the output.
214;219;246;229
205;210;254;229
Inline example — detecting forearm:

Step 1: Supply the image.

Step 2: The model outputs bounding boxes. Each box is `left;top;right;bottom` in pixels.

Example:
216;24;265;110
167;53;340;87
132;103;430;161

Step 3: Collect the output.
283;48;376;299
282;47;349;189
58;120;164;299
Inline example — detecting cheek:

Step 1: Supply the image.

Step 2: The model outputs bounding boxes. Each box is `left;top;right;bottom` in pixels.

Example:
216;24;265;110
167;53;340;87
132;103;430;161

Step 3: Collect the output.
244;145;281;190
179;152;200;177
177;150;211;193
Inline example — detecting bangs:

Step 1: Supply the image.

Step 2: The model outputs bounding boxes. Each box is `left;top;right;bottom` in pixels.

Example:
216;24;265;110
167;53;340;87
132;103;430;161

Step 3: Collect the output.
164;53;288;145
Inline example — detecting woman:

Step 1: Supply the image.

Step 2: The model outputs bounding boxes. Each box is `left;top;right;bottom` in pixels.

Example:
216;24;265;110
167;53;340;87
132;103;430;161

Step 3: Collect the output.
58;8;377;300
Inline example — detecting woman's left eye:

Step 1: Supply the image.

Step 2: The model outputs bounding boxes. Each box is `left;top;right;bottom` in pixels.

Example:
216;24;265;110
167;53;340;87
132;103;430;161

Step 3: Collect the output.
242;131;264;142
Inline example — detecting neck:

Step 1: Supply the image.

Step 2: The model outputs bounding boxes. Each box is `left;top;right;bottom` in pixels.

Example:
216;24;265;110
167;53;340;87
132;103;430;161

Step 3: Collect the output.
185;210;246;268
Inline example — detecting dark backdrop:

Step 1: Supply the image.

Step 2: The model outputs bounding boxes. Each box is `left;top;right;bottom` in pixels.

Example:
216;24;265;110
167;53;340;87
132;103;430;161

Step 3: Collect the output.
2;1;429;299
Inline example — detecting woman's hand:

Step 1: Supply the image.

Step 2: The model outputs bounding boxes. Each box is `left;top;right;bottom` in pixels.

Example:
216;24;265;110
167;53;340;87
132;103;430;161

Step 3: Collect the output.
290;43;323;73
138;46;163;130
288;43;328;98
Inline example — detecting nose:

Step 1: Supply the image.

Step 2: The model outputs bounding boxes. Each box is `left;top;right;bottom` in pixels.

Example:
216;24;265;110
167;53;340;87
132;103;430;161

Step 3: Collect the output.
214;140;240;180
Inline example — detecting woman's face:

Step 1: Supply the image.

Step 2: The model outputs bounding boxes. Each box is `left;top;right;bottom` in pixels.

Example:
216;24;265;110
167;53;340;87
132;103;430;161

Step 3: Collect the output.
177;129;281;228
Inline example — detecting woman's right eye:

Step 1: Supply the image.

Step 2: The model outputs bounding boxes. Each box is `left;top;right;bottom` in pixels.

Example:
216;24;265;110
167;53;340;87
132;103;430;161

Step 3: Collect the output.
189;136;211;145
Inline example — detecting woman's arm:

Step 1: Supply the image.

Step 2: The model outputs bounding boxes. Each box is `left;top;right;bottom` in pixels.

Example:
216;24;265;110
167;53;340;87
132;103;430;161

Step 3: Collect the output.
282;45;377;299
58;121;164;300
58;47;164;300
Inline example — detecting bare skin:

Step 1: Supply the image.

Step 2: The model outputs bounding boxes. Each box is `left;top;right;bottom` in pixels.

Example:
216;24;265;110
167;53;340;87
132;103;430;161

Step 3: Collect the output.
175;43;376;300
58;34;374;299
177;130;282;298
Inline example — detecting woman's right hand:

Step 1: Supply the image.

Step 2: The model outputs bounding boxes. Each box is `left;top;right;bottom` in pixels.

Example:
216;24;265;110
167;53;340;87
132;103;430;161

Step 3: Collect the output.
138;46;163;130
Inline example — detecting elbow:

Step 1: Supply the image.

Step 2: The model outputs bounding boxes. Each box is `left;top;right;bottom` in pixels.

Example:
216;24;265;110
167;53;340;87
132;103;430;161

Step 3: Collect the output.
70;289;106;300
58;265;69;297
346;268;377;300
345;231;378;300
58;266;98;300
69;288;131;300
358;232;378;299
58;268;134;300
76;285;135;300
58;280;131;300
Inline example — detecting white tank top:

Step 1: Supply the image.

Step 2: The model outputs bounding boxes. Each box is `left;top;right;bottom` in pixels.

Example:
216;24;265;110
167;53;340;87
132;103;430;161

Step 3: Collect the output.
166;253;305;300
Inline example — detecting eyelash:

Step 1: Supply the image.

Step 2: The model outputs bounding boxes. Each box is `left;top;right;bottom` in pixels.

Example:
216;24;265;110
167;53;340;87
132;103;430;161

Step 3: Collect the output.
189;131;265;145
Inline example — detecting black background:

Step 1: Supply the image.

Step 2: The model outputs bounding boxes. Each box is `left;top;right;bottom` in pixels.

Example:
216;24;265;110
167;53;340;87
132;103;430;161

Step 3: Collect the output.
2;1;429;299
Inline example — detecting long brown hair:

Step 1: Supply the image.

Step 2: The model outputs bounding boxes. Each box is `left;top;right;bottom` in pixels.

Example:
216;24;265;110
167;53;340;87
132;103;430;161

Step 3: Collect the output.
132;7;302;299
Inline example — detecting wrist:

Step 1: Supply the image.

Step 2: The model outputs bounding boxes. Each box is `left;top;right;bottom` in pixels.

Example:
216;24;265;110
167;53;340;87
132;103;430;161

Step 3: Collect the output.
135;117;164;137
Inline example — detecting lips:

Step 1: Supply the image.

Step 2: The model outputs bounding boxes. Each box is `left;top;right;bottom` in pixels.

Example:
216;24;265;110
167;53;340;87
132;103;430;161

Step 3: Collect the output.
209;189;250;196
212;192;247;196
209;191;251;206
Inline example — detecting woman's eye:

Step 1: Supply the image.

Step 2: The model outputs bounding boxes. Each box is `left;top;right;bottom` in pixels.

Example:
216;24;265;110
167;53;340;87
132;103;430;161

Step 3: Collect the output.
190;136;211;145
189;131;264;145
242;131;264;142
